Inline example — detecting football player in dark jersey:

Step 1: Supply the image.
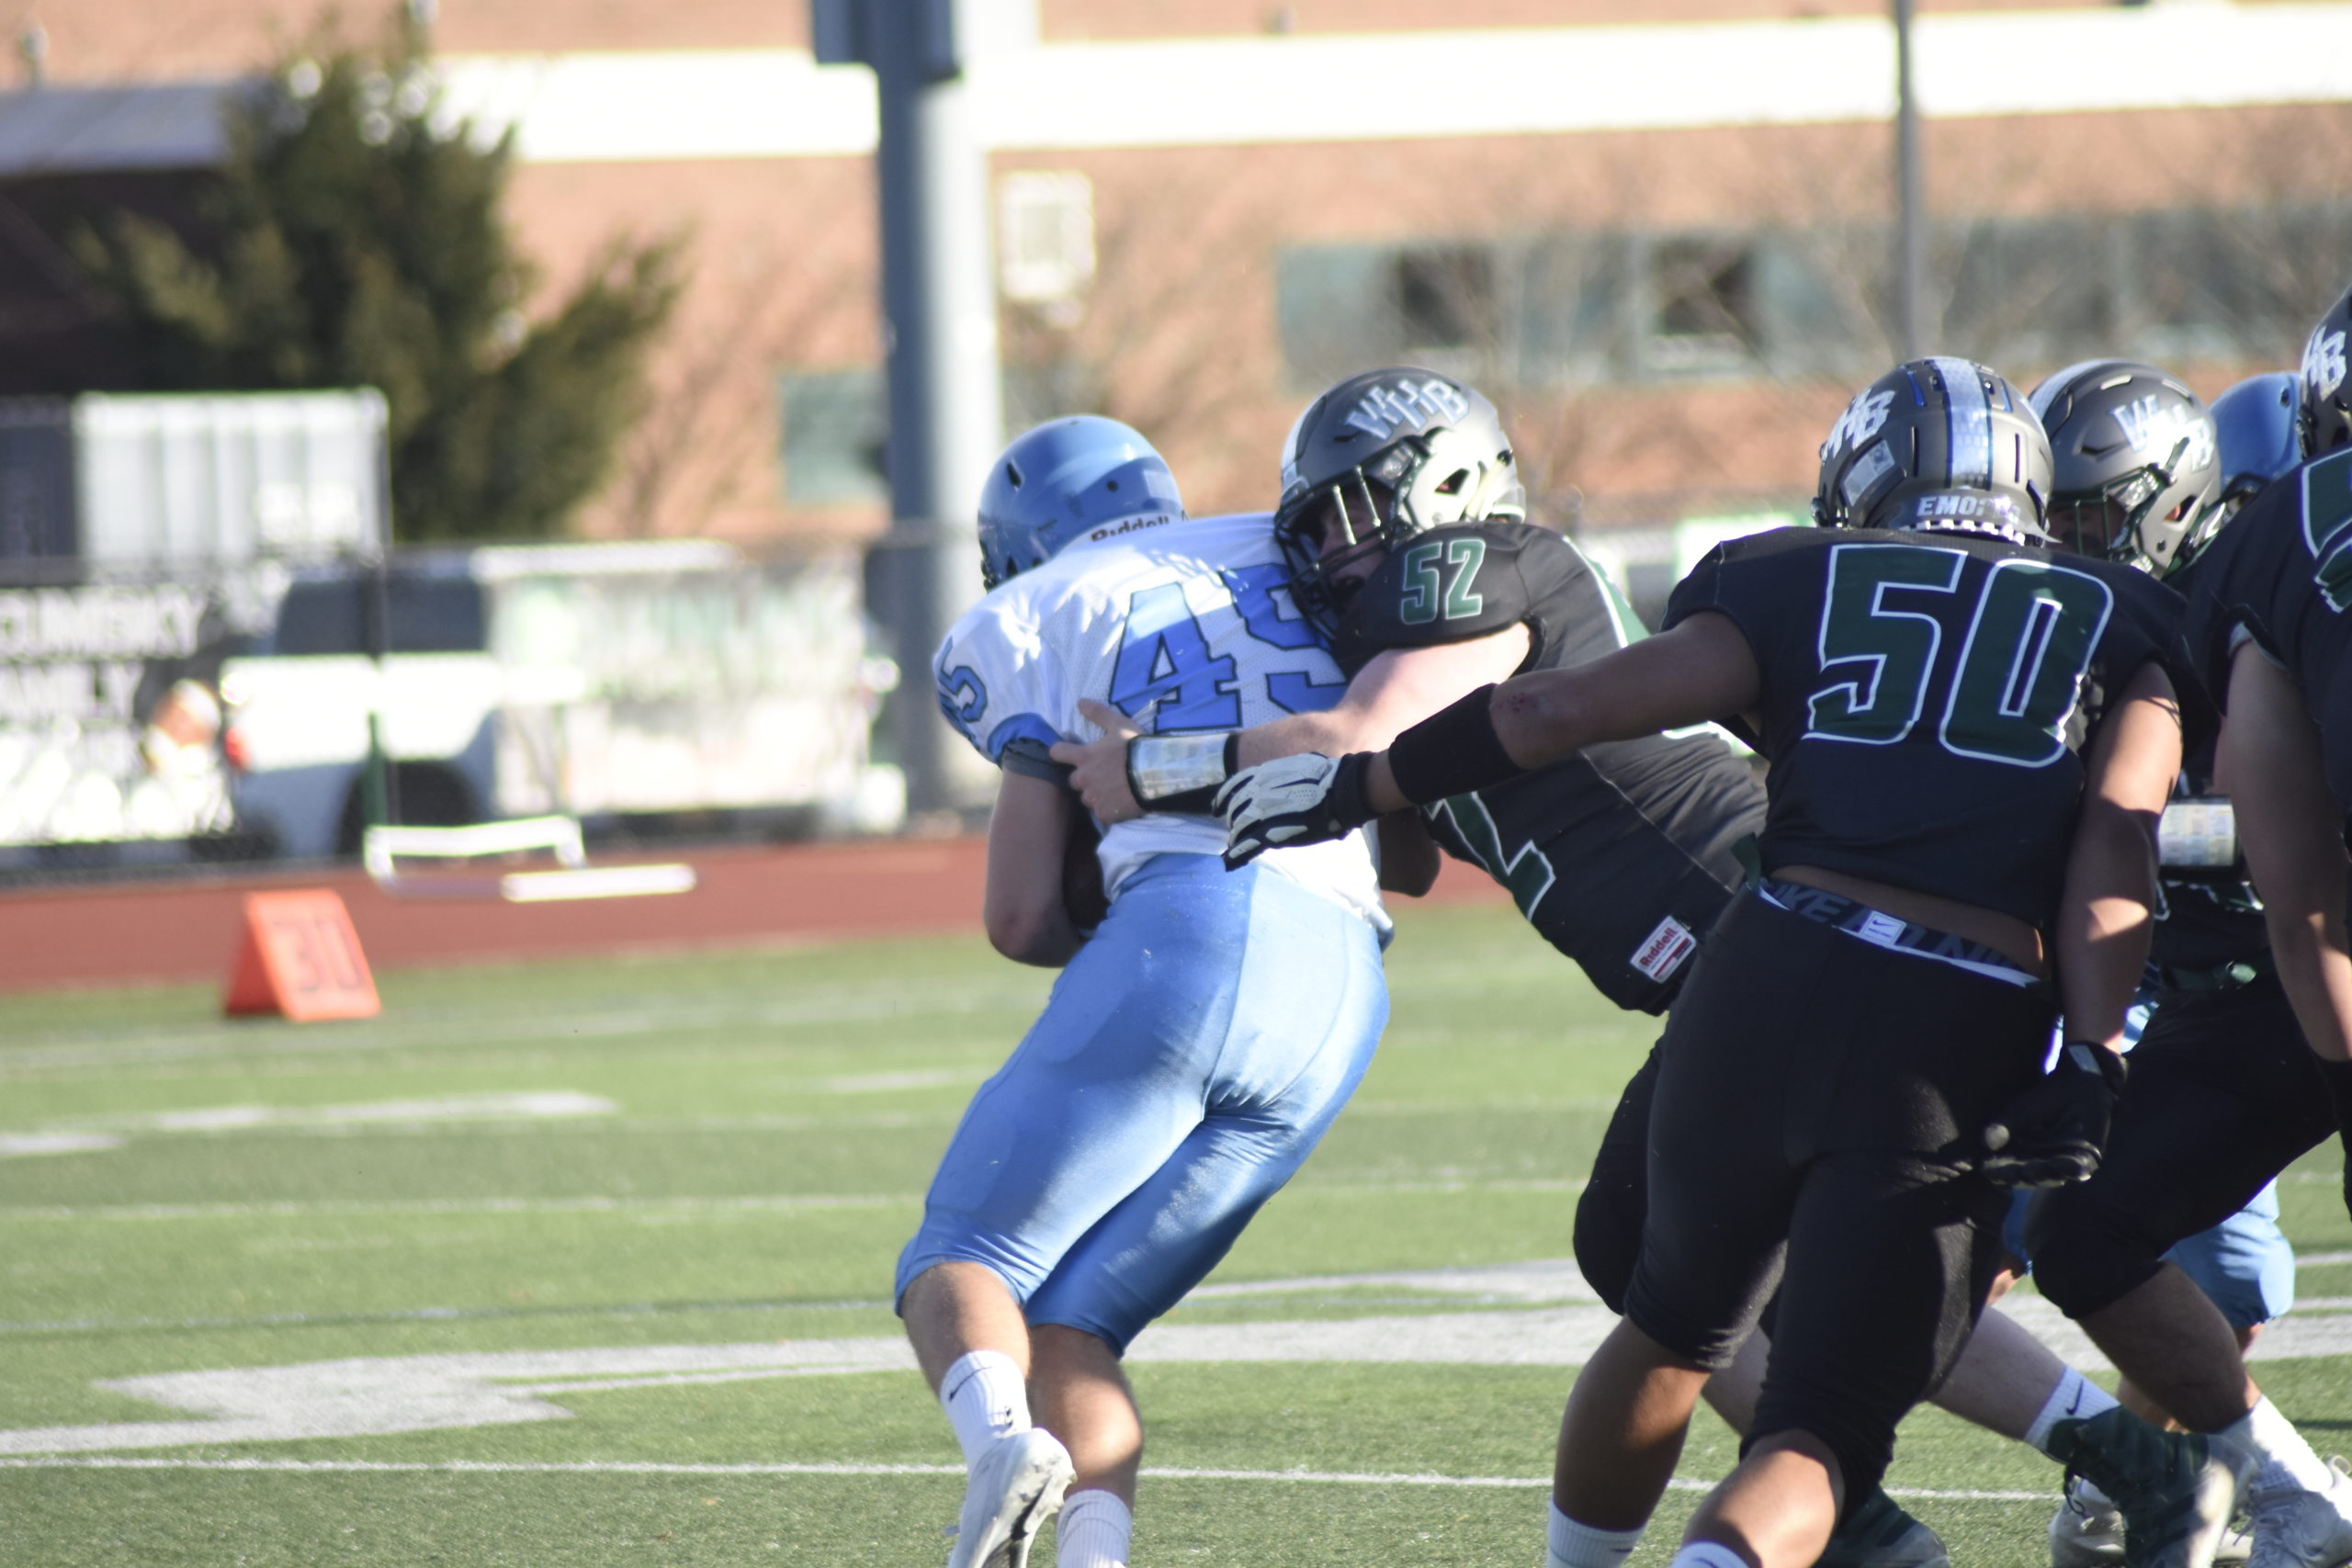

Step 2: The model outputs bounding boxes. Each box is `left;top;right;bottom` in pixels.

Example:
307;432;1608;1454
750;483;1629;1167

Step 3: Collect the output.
1052;366;2200;1568
1216;358;2233;1568
1053;367;1762;1014
2186;280;2352;1088
2023;361;2352;1568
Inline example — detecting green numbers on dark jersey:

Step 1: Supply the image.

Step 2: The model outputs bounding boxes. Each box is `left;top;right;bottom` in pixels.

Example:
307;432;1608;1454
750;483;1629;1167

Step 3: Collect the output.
2301;449;2352;612
1941;559;2112;764
1808;545;1962;742
1425;791;1555;918
1805;544;2111;768
1396;536;1488;626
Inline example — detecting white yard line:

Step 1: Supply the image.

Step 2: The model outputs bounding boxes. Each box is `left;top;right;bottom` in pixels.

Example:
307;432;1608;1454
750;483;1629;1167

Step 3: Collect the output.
0;990;1034;1074
0;1177;1581;1225
0;1454;2051;1501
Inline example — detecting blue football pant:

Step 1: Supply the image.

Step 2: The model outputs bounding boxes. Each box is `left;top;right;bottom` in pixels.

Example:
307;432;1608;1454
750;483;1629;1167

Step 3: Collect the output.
895;852;1387;1352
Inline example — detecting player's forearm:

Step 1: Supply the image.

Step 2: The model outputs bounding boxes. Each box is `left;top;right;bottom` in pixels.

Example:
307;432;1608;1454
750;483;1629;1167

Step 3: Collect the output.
2220;646;2352;1059
2267;899;2352;1063
1235;710;1367;770
1362;615;1761;814
2052;799;2159;1050
1236;631;1532;771
1357;674;1586;816
2238;764;2352;1060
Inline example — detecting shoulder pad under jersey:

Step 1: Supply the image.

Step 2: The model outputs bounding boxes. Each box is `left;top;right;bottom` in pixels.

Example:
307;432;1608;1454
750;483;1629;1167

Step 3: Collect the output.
1331;522;1568;672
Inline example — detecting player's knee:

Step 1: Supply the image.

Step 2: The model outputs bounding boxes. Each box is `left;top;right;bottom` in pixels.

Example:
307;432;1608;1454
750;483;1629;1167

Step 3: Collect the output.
2028;1201;2165;1321
1747;1400;1891;1518
1573;1176;1643;1315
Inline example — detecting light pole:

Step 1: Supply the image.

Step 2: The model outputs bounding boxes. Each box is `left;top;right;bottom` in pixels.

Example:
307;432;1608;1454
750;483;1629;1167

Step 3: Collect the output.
1893;0;1928;360
816;0;1005;817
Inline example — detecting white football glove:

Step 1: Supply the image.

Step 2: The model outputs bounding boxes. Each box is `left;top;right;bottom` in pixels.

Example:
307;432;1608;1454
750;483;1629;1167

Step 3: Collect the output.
1214;752;1374;867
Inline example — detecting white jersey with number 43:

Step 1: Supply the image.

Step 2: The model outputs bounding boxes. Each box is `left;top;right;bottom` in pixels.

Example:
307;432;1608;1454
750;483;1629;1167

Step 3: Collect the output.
933;511;1387;934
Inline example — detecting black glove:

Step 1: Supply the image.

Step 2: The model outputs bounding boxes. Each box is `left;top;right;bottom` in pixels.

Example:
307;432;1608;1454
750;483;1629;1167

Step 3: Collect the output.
1214;752;1376;868
1980;1042;2128;1189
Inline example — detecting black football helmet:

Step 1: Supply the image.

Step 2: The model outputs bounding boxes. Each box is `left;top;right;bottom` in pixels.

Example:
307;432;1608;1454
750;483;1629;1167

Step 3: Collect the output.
1274;367;1524;635
2301;281;2352;456
1814;357;2052;543
2027;360;2220;577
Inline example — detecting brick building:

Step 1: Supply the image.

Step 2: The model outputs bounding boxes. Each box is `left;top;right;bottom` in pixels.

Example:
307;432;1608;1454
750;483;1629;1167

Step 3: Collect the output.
4;0;2351;606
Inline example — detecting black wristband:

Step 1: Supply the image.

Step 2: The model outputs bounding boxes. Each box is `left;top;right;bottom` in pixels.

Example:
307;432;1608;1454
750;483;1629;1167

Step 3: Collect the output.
1325;752;1377;830
1388;683;1522;806
2060;1040;2129;1095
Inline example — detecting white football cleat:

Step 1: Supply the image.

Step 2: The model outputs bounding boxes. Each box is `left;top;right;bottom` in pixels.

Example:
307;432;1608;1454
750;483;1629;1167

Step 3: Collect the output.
2248;1457;2352;1568
2051;1468;2253;1567
946;1427;1074;1568
2050;1474;2126;1568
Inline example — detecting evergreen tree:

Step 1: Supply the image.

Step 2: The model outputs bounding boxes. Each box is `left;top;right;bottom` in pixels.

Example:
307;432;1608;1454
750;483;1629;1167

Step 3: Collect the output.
72;18;681;542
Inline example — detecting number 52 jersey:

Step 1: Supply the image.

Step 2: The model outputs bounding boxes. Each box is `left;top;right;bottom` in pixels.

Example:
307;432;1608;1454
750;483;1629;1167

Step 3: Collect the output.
1665;525;2195;931
933;511;1387;933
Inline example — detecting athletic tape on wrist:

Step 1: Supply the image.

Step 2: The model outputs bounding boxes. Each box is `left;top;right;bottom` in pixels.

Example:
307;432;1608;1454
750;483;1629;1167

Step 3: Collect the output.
1127;732;1239;814
1387;683;1521;806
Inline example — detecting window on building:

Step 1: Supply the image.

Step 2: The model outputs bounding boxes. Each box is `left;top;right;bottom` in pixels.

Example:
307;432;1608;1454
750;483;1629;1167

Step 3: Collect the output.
1643;234;1758;378
1747;231;1867;378
1277;200;2352;398
1277;244;1400;389
1941;215;2112;369
1519;234;1630;388
998;171;1095;309
1396;244;1495;371
1276;243;1498;389
779;370;888;505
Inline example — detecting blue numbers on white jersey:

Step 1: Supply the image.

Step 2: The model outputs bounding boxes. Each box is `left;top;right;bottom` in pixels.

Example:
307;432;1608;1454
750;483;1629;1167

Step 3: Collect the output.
1108;570;1345;731
936;662;987;740
1110;584;1243;728
1220;563;1346;712
1220;564;1321;649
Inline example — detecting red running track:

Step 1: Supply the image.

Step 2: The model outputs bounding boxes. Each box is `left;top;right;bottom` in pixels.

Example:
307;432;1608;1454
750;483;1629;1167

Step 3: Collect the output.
0;839;1507;994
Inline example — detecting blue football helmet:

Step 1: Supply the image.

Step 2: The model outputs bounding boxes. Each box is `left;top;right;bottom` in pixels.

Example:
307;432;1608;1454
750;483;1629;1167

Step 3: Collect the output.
2211;372;2304;516
976;417;1183;590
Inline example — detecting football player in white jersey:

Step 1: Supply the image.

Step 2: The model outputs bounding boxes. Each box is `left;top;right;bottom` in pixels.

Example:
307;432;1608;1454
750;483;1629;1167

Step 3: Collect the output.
897;417;1396;1568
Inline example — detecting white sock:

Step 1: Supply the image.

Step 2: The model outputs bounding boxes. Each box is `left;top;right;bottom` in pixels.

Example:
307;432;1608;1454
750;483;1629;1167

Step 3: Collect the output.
1057;1489;1132;1568
939;1349;1029;1467
1668;1541;1753;1568
2223;1397;2337;1495
1547;1500;1644;1568
2026;1369;2120;1456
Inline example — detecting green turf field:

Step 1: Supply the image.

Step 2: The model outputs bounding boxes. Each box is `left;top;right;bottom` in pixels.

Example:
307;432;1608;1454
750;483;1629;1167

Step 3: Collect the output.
4;901;2349;1566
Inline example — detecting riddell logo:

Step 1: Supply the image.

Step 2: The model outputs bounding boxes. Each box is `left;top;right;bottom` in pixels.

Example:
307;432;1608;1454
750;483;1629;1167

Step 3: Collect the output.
1630;916;1697;982
1087;512;1178;543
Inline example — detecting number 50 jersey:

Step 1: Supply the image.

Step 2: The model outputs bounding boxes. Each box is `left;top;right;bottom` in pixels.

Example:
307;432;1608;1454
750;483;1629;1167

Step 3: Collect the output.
1666;525;2194;931
933;511;1386;932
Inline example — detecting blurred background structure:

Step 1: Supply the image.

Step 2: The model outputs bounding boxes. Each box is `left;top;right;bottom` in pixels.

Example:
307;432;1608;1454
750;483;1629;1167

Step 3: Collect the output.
0;0;2348;871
